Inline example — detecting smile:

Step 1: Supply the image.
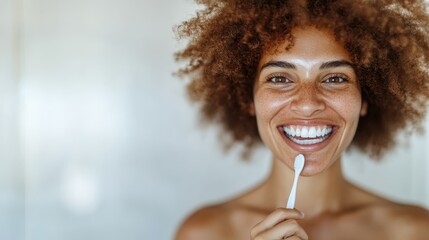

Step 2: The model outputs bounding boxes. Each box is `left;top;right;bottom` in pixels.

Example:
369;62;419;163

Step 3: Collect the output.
282;125;333;145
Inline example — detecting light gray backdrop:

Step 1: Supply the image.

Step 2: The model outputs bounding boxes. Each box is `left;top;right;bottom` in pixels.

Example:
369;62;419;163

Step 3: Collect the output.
0;0;428;239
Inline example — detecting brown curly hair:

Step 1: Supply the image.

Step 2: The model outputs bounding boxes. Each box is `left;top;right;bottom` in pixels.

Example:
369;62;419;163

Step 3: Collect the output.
175;0;429;158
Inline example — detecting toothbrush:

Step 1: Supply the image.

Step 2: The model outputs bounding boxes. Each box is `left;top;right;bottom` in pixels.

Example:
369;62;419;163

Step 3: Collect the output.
286;154;305;209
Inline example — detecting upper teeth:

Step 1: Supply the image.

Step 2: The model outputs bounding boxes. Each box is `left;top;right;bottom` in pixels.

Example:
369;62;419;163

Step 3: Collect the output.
283;125;333;138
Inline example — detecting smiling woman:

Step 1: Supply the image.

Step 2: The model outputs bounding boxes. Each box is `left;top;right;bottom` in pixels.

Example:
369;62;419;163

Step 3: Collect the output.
253;27;367;177
174;0;429;239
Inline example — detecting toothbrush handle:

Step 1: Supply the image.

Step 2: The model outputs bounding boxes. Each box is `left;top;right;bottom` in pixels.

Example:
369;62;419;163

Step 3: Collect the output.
286;174;299;209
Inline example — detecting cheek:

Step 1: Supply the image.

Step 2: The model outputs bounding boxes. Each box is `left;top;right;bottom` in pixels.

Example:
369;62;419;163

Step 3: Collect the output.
253;91;289;120
329;92;363;120
253;91;290;145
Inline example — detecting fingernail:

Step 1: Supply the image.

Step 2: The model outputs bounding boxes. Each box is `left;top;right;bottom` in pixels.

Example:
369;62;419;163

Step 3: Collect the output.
299;211;305;218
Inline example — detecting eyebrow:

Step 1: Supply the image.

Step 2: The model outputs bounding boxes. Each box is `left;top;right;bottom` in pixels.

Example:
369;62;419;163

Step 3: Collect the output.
259;60;354;71
319;60;354;69
260;61;296;70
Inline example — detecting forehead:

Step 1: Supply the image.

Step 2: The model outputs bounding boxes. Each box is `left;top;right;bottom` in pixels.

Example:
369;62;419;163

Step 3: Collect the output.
259;26;352;66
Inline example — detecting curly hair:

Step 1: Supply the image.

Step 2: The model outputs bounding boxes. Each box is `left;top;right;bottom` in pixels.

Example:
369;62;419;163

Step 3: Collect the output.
175;0;429;158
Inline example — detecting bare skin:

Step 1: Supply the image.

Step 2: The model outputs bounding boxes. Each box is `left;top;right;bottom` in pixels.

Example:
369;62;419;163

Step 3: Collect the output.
175;27;429;240
176;160;429;240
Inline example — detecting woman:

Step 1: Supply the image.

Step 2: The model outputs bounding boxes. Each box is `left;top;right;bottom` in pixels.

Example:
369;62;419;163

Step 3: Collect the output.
175;0;429;239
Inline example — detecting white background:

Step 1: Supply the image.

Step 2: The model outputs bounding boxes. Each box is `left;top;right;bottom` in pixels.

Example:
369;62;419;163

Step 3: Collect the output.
0;0;428;239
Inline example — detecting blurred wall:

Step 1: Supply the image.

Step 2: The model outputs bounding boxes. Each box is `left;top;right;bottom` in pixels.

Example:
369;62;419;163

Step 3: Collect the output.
0;0;24;239
1;0;428;240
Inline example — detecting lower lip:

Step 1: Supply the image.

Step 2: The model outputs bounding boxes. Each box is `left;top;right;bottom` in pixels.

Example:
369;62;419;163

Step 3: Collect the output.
278;127;337;152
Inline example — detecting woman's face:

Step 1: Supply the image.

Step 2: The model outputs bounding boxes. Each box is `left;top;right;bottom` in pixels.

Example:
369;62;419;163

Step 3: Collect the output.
252;26;367;176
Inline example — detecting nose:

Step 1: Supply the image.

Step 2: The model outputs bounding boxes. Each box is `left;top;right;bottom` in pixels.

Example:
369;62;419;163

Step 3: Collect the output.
290;84;325;117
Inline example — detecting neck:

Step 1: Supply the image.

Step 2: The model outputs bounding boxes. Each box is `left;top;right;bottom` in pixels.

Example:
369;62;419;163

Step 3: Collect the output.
262;156;348;217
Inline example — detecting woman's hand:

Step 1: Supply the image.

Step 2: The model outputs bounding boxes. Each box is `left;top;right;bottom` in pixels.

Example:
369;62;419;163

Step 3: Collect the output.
250;208;308;240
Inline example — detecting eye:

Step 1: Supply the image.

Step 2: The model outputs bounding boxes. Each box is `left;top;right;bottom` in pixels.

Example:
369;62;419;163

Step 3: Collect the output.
323;74;349;84
266;74;292;84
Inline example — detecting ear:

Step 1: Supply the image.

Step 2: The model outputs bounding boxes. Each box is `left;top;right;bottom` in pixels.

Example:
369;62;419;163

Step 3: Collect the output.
360;100;368;116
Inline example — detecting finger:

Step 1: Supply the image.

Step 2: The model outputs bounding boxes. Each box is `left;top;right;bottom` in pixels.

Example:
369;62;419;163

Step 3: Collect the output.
277;219;309;239
257;219;308;240
284;237;303;240
251;208;304;238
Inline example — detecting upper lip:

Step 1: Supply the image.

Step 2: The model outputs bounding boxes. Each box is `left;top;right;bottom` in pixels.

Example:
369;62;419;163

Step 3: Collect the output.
277;120;339;128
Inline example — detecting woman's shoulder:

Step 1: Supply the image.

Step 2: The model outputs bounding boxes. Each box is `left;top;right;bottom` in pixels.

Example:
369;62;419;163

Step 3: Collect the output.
175;197;265;240
358;200;429;239
379;203;429;239
174;203;236;240
346;184;429;238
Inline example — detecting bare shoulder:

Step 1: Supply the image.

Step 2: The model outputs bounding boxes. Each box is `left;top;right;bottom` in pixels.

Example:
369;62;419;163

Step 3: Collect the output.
389;204;429;239
347;184;429;239
174;198;265;240
174;204;232;240
175;184;269;240
373;202;429;239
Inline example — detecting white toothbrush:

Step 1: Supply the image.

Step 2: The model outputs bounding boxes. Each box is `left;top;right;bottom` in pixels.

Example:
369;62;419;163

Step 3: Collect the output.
286;154;305;209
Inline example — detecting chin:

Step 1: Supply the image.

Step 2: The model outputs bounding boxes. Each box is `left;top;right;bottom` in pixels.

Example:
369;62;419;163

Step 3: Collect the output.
300;167;324;177
295;155;337;177
299;165;324;177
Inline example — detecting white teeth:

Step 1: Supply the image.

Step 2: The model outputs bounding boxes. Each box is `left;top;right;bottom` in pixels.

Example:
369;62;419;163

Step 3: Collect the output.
282;125;333;144
316;128;322;137
308;127;316;138
301;128;308;138
289;136;327;145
